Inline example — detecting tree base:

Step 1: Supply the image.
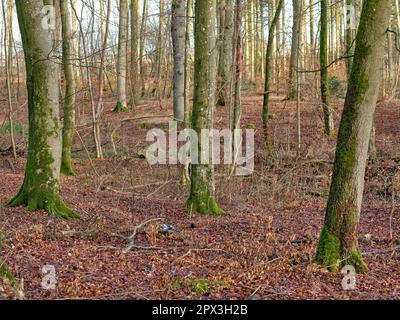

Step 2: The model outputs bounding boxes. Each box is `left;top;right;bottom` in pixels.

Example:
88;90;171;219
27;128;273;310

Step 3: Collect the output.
8;188;79;219
315;226;341;271
186;195;228;216
113;101;127;113
61;161;75;177
315;226;369;273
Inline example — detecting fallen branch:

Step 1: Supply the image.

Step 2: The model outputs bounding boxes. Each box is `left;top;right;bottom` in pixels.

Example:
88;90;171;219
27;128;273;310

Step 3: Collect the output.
111;217;164;253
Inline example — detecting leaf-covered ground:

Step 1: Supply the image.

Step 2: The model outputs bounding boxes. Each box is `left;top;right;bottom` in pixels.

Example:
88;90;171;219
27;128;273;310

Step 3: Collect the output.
1;94;399;300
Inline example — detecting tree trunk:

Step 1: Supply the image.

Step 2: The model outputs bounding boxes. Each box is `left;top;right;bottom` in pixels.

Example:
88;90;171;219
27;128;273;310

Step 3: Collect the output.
316;0;392;273
320;0;335;136
217;0;234;107
2;0;17;159
60;0;76;176
287;0;302;100
94;0;111;159
10;0;79;219
115;0;129;112
140;0;148;97
171;0;186;122
232;0;242;149
184;0;192;129
129;0;141;108
263;0;283;162
155;0;165;101
187;0;225;215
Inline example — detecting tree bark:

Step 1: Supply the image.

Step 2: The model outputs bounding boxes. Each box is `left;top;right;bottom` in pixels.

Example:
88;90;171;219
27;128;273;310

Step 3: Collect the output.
171;0;186;122
187;0;225;215
115;0;129;112
140;0;148;97
10;0;79;219
287;0;302;100
263;0;284;162
60;0;76;176
217;0;234;107
2;0;17;159
316;0;392;273
129;0;140;108
320;0;335;136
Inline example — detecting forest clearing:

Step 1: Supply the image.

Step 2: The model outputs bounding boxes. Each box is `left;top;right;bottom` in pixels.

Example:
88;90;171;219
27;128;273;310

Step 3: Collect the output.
0;0;400;302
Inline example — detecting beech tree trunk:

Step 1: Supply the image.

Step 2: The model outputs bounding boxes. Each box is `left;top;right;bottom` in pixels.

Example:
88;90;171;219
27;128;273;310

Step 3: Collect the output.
115;0;129;112
129;0;141;108
320;0;335;136
217;0;234;107
10;0;79;219
316;0;392;273
287;0;302;100
171;0;186;122
2;0;17;159
60;0;76;176
187;0;225;215
263;0;284;162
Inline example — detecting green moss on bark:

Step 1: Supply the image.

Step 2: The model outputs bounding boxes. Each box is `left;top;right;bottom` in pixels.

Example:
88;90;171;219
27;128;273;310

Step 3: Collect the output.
113;101;127;113
61;157;75;176
186;194;227;216
12;0;80;220
347;251;369;274
315;226;341;272
9;186;79;219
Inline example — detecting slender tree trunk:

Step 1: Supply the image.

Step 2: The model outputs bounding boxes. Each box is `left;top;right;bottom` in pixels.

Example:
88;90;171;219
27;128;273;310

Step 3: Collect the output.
217;0;234;107
94;0;111;159
115;0;129;112
320;0;335;136
140;0;148;97
287;0;302;100
316;0;392;273
10;0;79;219
129;0;141;108
248;0;255;82
263;0;284;162
184;0;192;129
171;0;186;123
260;0;265;79
187;0;225;215
155;0;165;101
232;0;242;135
60;0;76;176
2;0;17;159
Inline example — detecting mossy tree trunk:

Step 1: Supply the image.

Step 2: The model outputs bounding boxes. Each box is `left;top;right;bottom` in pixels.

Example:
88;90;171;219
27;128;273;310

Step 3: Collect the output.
320;0;335;136
171;0;186;123
10;0;79;219
186;0;225;215
114;0;129;112
316;0;392;273
287;0;302;100
60;0;76;176
262;0;283;162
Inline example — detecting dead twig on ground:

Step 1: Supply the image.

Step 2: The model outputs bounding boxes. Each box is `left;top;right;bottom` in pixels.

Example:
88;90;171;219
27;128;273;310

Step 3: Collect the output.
111;217;163;252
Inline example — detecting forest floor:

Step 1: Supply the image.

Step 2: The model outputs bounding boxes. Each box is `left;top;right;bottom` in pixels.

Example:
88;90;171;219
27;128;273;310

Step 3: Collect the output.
1;91;400;300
